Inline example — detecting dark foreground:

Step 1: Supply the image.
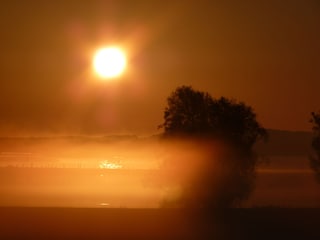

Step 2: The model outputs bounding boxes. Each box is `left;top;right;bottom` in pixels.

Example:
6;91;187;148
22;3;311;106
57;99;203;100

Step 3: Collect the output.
1;208;319;239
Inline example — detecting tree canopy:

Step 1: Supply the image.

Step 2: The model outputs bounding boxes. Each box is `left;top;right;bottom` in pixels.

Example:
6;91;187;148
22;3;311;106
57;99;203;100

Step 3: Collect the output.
160;86;266;149
159;85;267;208
310;111;320;183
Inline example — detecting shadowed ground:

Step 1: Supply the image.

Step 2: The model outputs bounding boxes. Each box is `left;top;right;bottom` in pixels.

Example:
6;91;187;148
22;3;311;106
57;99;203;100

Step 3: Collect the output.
1;207;320;239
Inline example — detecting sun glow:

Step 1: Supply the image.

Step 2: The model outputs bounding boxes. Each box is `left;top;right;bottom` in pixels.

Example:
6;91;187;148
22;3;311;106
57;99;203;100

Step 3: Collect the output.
93;47;127;79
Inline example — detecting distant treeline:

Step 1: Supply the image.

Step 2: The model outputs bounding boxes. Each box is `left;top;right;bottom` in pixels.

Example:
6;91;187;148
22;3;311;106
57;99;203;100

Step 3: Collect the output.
255;129;312;156
0;130;313;156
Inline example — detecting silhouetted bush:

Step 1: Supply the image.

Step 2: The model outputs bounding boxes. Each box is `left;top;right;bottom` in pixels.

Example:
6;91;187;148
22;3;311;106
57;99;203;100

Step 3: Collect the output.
310;111;320;183
159;86;267;209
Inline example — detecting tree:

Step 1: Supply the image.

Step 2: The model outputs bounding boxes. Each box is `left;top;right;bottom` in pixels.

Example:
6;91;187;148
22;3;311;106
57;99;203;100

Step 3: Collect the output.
310;111;320;183
159;86;267;209
159;86;213;135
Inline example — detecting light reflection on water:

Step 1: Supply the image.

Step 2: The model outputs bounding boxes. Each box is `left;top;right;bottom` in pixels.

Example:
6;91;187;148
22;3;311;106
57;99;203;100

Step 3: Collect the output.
0;152;158;169
98;203;110;207
99;160;123;169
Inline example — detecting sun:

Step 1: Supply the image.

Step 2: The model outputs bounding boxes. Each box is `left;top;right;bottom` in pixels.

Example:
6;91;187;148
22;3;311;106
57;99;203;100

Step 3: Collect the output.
93;47;127;79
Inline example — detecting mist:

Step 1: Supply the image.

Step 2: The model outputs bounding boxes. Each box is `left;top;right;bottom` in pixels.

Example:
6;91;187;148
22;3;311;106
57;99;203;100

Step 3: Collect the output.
1;135;319;208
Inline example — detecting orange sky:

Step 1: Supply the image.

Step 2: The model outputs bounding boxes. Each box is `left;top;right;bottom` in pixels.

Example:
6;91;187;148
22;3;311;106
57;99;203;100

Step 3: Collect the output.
0;0;319;136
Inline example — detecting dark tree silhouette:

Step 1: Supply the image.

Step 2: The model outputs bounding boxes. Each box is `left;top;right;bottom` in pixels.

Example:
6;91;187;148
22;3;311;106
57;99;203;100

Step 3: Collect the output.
310;111;320;183
159;86;213;135
159;86;267;208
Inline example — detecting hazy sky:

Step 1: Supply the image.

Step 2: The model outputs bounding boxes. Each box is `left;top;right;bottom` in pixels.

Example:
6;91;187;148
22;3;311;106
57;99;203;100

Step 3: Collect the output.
0;0;319;136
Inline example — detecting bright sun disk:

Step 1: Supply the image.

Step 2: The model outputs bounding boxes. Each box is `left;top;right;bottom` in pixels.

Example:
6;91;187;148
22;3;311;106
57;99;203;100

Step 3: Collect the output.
93;47;127;79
